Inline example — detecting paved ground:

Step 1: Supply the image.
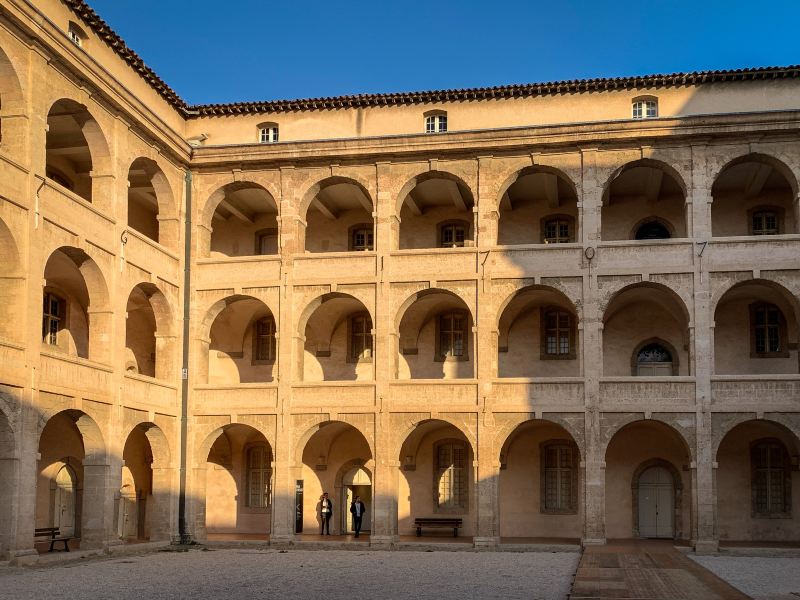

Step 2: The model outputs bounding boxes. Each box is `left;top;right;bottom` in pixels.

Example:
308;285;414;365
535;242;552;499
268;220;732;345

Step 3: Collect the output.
0;548;580;600
571;540;751;600
692;555;800;600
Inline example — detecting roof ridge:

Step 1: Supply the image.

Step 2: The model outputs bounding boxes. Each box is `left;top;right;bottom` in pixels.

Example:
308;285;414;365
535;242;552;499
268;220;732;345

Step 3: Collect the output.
62;2;800;119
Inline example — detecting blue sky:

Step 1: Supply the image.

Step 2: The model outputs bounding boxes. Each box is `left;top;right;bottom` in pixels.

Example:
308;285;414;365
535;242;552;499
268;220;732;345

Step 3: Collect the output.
88;0;799;105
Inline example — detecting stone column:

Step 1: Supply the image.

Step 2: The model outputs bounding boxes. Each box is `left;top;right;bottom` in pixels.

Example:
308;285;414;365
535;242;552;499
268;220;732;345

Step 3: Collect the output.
269;424;296;544
473;421;500;547
8;401;39;564
87;309;114;364
80;460;112;549
370;412;398;547
188;465;208;541
149;465;174;541
155;333;178;380
156;216;181;253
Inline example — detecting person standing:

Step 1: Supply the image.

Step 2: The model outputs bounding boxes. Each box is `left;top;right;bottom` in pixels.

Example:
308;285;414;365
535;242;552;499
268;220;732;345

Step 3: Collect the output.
320;492;333;535
349;495;366;538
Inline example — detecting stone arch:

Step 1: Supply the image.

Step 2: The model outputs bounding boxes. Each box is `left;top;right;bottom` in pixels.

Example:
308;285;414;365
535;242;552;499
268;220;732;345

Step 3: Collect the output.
630;337;680;376
395;169;475;216
298;174;375;219
496;164;579;208
600;281;691;324
712;153;799;198
630;216;676;239
126;157;177;247
603;416;694;462
630;458;684;539
602;158;688;201
297;292;373;339
197;423;274;469
394;417;477;461
39;409;107;464
294;419;374;466
711;278;800;326
126;282;175;378
333;459;373;489
202;181;279;232
0;214;22;341
0;404;16;559
0;45;23;113
713;417;800;461
395;287;473;336
495;416;585;461
496;284;579;344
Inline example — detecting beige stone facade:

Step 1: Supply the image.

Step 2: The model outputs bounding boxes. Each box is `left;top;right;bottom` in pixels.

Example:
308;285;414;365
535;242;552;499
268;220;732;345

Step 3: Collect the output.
0;0;799;564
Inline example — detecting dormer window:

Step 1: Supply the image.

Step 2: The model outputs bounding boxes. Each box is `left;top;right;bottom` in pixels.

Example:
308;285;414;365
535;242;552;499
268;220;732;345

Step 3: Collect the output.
258;123;279;144
67;22;86;47
425;112;447;134
632;97;658;119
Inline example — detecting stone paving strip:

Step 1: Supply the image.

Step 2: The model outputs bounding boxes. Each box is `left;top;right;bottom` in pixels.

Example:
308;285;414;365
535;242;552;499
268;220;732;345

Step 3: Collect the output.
0;547;580;600
691;555;800;600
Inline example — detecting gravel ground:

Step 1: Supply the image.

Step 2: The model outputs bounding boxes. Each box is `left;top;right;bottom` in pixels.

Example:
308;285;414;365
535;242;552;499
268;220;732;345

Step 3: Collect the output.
691;555;800;599
0;548;580;600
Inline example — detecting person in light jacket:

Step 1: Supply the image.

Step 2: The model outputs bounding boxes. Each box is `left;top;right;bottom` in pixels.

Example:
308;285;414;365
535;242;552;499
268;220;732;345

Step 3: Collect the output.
349;495;366;538
320;492;333;535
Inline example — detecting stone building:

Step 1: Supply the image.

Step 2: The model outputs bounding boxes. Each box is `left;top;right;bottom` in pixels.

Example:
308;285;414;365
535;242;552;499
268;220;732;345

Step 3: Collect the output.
0;0;799;564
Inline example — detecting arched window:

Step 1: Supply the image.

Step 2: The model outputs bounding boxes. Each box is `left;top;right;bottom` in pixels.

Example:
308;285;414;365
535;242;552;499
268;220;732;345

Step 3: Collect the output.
750;303;787;357
541;441;578;514
42;291;66;347
252;316;276;362
751;439;791;517
67;22;87;47
435;440;467;510
438;220;469;248
635;220;672;240
349;224;374;251
632;97;658;119
541;309;575;359
437;312;468;360
542;215;573;244
245;444;272;508
257;122;279;144
635;342;674;376
349;313;373;361
425;111;447;134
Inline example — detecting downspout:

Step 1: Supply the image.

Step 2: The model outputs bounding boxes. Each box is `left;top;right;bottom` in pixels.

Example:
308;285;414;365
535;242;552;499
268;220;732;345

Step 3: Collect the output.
178;168;192;544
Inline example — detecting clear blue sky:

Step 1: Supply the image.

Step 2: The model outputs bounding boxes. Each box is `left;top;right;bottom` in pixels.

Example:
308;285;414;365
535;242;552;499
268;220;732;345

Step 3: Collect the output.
88;0;799;105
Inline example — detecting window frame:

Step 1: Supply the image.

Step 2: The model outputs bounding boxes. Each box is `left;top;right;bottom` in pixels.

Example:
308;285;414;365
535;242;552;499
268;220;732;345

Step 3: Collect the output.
437;219;471;248
435;311;470;362
631;338;679;376
67;22;86;47
540;439;579;515
540;307;577;360
748;205;784;236
632;217;674;241
749;302;789;358
631;95;658;119
244;443;273;509
540;214;575;244
433;439;469;513
424;111;448;134
42;290;67;350
347;312;373;363
251;315;277;364
257;122;279;144
348;223;375;252
750;438;792;519
253;227;278;256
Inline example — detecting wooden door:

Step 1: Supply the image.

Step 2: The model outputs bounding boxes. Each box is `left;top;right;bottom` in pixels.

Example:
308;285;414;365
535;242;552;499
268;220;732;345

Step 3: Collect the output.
54;466;76;537
638;466;674;538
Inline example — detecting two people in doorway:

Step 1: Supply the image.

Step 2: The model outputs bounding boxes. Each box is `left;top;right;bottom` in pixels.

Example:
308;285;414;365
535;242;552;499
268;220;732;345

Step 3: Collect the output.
318;492;366;537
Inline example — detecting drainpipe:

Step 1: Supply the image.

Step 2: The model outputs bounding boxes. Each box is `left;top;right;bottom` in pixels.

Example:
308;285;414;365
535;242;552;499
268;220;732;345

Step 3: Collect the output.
178;168;192;544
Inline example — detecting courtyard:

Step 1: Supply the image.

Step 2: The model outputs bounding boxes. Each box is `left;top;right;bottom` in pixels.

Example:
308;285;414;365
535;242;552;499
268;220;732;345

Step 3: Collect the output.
0;548;580;600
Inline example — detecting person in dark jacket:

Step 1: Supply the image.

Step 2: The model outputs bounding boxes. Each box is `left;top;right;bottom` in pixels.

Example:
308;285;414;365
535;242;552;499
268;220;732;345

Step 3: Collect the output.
349;495;366;538
320;492;333;535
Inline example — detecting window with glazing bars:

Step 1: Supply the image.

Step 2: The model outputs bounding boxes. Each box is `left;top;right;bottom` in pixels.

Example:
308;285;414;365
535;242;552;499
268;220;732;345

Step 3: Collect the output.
440;223;466;247
254;317;276;361
632;100;657;119
753;304;781;354
752;440;788;516
752;211;778;235
351;227;374;251
425;114;447;133
42;292;63;346
259;126;279;143
544;310;571;356
543;444;574;512
246;445;272;508
439;313;466;358
544;218;571;243
350;314;373;360
436;442;466;509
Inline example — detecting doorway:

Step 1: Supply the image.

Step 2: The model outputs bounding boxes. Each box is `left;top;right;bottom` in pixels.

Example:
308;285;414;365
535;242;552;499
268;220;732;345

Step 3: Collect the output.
54;465;76;537
637;466;674;538
341;467;371;533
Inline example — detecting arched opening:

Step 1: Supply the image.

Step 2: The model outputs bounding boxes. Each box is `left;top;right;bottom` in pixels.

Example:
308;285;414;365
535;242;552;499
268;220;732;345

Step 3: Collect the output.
605;420;690;540
126;157;175;247
36;409;107;550
204;182;278;258
120;423;171;542
298;293;373;382
201;424;273;539
397;172;475;250
0;407;15;559
0;215;22;343
714;280;799;375
716;420;800;543
712;154;798;237
498;420;582;540
397;289;474;380
301;177;374;253
45;99;109;204
497;167;579;245
125;283;173;379
203;295;277;384
497;285;580;377
602;284;690;376
0;45;25;155
398;419;474;538
297;421;372;537
602;160;687;241
42;247;110;363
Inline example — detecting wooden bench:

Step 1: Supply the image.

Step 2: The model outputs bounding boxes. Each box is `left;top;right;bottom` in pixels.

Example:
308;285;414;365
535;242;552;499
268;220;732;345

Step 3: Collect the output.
413;517;462;537
35;527;73;552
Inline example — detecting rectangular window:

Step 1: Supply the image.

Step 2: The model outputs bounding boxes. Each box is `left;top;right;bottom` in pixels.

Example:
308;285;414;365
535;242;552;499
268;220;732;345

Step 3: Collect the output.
645;100;658;118
254;317;276;361
351;228;374;251
440;224;466;247
439;313;466;358
543;444;574;512
259;126;279;144
350;314;372;360
753;304;781;355
42;292;63;346
247;446;272;508
544;218;571;243
753;441;787;515
256;230;278;255
752;211;778;235
437;442;466;509
425;114;447;134
543;310;572;358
